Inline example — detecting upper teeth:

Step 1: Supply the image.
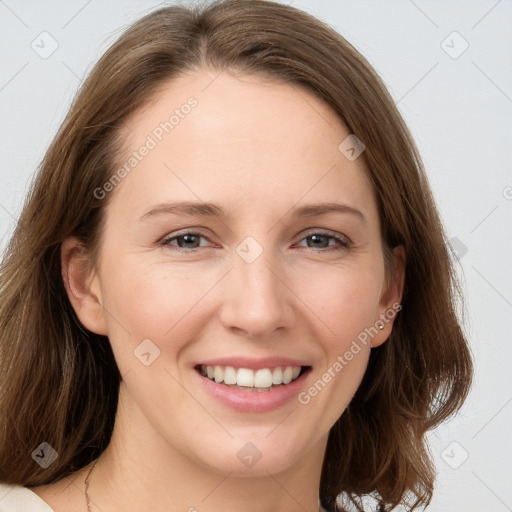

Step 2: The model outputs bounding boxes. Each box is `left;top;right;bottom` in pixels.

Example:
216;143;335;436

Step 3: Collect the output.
201;365;301;388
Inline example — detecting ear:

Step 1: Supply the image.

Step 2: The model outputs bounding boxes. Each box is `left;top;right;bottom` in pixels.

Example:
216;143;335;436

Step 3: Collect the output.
61;237;108;335
370;244;406;348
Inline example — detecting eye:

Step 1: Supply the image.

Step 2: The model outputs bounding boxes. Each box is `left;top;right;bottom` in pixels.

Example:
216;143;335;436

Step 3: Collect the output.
296;230;352;252
161;231;213;253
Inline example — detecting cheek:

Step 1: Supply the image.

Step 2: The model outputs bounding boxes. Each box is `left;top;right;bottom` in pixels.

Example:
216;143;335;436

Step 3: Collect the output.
294;268;380;422
293;260;383;345
101;255;224;343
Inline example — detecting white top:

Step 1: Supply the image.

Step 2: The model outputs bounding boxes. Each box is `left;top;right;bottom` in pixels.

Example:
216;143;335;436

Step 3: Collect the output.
0;483;54;511
0;482;332;512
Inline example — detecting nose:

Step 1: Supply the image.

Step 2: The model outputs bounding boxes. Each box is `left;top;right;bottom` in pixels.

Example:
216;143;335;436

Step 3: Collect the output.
218;248;295;339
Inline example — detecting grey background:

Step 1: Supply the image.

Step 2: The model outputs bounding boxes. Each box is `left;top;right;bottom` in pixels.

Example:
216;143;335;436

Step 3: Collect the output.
1;1;511;510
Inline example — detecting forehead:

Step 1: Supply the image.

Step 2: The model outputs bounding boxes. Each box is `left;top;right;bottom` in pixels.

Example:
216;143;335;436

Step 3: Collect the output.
112;68;378;223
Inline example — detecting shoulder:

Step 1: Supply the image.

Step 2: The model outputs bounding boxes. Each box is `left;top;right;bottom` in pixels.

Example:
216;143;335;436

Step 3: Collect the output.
0;482;54;511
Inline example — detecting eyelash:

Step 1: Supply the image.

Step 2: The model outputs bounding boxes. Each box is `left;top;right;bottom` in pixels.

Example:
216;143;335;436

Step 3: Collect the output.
160;230;352;254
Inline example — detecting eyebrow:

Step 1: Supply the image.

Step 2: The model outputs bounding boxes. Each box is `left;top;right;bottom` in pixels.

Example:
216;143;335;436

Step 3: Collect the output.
139;201;367;225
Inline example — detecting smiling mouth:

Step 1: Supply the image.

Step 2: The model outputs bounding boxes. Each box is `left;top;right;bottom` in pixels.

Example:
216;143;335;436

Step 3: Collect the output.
195;364;312;392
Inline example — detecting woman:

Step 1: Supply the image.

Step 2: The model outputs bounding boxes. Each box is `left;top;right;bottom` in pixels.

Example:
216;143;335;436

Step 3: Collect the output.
0;1;473;511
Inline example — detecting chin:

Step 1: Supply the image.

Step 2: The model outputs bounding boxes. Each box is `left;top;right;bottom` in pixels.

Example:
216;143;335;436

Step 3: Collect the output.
188;430;315;477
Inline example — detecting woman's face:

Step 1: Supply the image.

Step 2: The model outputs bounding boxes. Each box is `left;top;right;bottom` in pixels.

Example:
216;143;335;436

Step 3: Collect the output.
78;69;402;476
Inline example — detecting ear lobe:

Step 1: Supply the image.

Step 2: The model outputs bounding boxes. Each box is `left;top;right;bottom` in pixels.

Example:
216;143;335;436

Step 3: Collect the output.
61;237;108;335
370;244;406;348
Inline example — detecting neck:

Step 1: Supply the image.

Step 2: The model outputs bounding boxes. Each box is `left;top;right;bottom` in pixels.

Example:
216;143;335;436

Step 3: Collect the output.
86;383;328;512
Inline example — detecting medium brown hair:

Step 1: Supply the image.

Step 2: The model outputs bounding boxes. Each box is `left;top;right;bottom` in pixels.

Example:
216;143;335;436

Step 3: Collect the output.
0;1;473;510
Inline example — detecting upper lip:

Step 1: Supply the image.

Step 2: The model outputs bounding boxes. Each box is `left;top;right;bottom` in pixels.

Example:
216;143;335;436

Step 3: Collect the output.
195;357;311;371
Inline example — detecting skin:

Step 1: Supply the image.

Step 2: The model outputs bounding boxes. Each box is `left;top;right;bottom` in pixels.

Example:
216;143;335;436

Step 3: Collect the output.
30;69;404;512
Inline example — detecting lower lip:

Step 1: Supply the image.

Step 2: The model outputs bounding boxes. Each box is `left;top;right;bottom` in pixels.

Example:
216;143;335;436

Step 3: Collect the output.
194;368;311;413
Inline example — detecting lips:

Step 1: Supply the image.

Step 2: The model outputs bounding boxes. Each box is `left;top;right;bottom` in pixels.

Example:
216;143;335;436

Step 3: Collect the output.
193;357;312;412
